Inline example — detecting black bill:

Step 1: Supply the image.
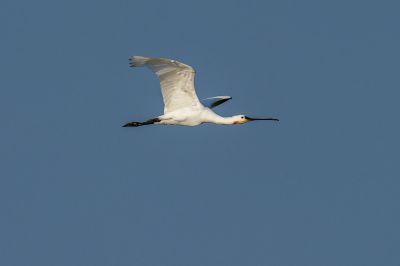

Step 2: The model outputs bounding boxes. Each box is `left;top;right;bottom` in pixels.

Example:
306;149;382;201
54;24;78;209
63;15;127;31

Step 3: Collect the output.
245;116;279;122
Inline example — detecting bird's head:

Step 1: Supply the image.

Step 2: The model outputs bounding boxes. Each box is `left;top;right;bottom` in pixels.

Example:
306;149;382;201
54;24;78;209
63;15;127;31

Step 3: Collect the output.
232;115;279;124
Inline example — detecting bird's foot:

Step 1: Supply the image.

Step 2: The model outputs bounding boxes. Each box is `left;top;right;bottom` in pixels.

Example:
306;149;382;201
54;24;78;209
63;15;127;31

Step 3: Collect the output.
122;121;143;127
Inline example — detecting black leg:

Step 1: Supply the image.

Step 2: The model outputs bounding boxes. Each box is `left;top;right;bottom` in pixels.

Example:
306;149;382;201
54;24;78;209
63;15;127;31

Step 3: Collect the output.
122;118;161;127
122;121;143;127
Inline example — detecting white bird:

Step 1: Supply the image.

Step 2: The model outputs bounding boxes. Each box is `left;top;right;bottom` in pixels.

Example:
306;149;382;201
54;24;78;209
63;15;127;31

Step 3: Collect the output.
123;56;279;127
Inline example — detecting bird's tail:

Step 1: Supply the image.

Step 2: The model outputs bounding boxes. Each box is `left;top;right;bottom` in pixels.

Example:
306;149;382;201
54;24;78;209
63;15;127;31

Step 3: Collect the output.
122;118;160;127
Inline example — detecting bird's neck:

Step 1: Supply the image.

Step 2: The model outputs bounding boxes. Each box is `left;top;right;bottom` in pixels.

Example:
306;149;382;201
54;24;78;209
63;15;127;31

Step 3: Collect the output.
213;115;237;125
203;109;237;125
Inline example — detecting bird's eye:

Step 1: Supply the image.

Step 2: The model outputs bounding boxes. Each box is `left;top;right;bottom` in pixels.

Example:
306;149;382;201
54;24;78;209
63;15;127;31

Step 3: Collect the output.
241;116;244;119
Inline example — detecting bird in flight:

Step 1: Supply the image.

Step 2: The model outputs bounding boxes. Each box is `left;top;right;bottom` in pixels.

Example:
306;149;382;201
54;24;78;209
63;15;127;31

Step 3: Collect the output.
123;56;279;127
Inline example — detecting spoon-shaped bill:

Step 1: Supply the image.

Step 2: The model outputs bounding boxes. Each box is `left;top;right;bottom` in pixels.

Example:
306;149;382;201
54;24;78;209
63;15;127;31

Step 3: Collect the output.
245;116;279;122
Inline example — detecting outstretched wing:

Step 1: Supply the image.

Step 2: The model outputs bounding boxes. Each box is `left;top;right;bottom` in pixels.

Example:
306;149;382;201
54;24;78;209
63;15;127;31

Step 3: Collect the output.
201;96;232;109
129;56;202;114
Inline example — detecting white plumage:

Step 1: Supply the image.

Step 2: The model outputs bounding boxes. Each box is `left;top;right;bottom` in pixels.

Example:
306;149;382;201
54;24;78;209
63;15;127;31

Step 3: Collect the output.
130;56;201;114
123;56;279;127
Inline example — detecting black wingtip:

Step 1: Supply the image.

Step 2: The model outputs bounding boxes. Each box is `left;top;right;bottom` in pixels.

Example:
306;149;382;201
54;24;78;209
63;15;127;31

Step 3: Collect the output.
209;97;232;109
128;57;135;68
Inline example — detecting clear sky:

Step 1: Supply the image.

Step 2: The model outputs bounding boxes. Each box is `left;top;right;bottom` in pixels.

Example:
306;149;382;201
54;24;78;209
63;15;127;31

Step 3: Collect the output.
1;0;399;265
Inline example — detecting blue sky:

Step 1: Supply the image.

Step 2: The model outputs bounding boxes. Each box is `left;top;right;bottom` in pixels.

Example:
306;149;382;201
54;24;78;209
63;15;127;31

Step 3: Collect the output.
1;0;399;265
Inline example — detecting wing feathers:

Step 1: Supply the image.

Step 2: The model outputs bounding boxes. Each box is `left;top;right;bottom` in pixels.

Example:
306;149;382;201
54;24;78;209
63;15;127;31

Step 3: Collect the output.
129;56;201;113
129;56;150;67
201;96;232;109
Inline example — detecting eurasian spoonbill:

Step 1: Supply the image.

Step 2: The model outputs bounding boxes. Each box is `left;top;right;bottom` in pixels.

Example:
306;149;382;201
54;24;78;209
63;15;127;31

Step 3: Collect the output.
123;56;279;127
